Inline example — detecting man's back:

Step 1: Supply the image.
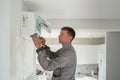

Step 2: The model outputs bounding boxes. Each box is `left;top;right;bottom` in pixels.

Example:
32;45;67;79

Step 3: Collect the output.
52;45;76;80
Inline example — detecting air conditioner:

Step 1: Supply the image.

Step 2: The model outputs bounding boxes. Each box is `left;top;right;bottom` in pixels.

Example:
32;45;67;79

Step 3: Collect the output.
20;12;51;40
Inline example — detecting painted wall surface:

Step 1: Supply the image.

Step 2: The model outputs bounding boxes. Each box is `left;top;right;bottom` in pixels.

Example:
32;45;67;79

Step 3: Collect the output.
0;0;10;80
75;45;98;64
97;44;106;80
106;32;120;80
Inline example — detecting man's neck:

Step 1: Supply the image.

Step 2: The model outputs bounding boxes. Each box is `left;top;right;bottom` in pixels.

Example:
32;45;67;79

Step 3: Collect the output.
62;43;71;47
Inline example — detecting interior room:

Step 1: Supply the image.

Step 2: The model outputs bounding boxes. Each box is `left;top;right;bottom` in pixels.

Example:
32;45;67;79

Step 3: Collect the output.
1;0;120;80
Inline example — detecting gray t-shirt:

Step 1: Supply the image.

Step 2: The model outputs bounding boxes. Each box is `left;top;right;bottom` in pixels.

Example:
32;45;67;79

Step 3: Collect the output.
36;44;77;80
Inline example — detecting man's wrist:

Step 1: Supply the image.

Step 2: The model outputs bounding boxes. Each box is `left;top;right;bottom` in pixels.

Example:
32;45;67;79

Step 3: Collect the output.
36;45;47;53
41;44;46;48
37;44;45;48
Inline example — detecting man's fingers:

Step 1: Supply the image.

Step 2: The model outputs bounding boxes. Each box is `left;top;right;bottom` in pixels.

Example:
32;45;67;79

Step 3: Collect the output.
31;33;46;48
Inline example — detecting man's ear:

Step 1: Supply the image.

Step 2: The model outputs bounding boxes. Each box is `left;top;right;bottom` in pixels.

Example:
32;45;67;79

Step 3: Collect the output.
68;36;73;41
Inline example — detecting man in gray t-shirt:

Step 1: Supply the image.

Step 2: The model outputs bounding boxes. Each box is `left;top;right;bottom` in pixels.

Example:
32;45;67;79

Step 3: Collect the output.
31;26;76;80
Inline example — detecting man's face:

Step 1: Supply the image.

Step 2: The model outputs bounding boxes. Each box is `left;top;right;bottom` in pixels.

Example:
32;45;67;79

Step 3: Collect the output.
58;30;70;44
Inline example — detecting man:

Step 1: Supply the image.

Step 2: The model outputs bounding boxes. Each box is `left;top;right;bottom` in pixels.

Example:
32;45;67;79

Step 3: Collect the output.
31;26;77;80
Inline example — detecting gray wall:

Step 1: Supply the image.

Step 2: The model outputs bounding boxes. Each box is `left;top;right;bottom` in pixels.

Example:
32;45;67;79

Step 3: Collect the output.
106;32;120;80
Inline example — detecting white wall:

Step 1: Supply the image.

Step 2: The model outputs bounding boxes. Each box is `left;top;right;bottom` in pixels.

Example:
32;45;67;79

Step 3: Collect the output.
74;45;98;64
97;44;106;80
10;0;23;79
0;0;10;80
10;0;24;79
0;0;24;80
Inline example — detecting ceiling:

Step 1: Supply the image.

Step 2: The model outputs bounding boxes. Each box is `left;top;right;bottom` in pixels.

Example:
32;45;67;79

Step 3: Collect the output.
24;0;120;19
23;0;120;38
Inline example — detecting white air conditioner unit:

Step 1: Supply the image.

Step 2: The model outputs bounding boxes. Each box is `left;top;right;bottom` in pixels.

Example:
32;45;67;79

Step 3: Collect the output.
20;12;51;40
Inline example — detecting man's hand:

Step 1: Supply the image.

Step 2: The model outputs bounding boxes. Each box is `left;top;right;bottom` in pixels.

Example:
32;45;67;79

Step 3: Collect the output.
31;33;46;48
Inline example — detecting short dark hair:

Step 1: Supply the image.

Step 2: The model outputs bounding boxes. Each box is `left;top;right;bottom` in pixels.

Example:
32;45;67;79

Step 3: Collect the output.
61;26;76;40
